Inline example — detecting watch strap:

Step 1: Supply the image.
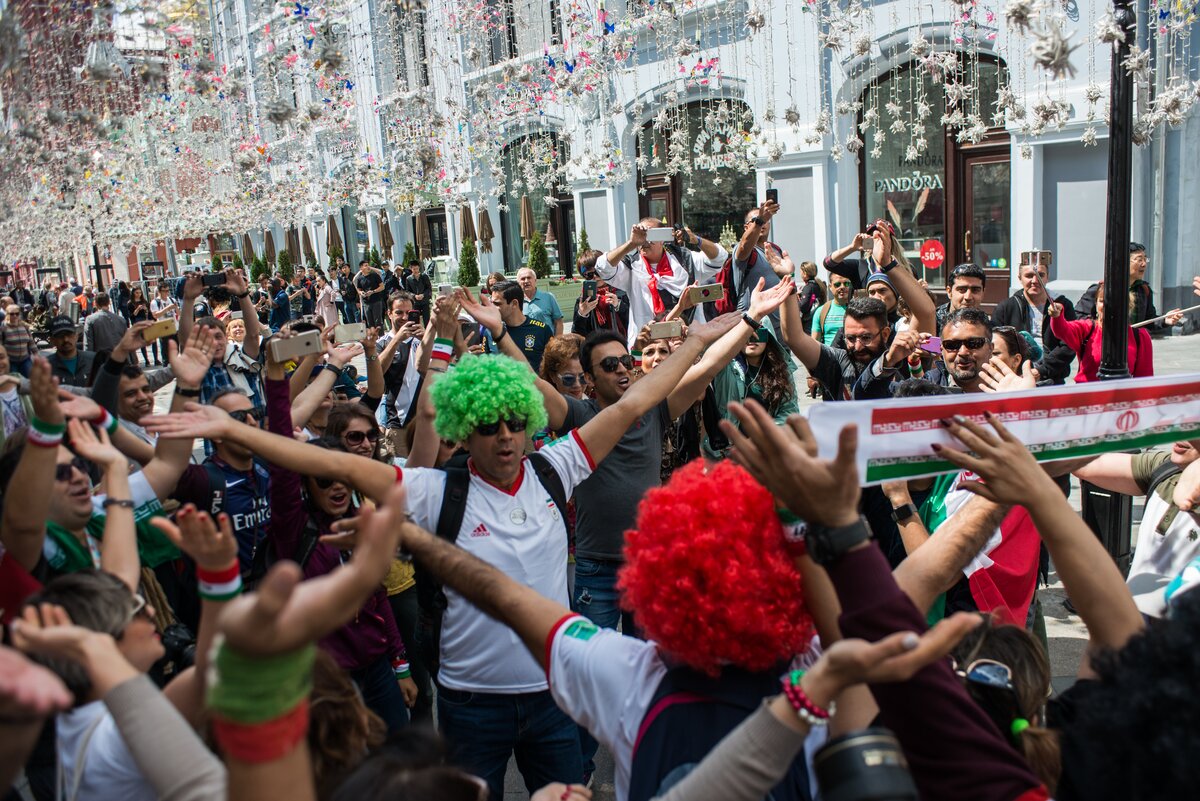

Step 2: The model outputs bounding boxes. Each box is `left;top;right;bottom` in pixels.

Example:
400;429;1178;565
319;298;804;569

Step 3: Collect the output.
806;516;873;566
890;502;919;523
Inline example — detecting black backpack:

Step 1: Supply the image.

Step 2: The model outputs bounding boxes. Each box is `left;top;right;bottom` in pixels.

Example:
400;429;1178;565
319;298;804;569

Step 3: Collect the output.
413;452;569;673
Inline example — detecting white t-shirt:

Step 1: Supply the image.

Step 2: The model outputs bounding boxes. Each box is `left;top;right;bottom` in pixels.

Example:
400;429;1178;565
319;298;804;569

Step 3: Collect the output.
1128;492;1200;617
403;430;595;693
150;297;177;320
57;701;157;801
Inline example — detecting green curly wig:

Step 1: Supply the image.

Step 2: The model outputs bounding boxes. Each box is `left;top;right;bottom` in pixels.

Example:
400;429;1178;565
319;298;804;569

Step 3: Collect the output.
430;354;549;442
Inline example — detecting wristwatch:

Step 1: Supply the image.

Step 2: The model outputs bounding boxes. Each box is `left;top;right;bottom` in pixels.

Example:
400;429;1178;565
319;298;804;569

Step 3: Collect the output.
881;258;899;273
890;502;919;523
806;516;873;566
741;313;762;332
234;290;250;299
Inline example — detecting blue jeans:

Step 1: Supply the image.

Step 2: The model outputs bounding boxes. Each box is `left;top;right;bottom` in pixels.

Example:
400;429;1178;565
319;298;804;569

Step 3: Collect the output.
350;656;410;737
437;685;582;799
570;557;637;777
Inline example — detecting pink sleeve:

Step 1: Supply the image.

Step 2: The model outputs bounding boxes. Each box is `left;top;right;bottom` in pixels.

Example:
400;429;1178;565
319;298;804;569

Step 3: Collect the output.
1133;329;1154;376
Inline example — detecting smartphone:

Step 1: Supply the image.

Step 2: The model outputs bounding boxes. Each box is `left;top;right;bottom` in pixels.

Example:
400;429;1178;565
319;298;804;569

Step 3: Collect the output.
268;330;323;362
686;284;724;305
201;272;226;288
142;318;178;342
920;336;943;354
646;227;674;243
438;284;453;298
582;280;598;301
647;319;683;340
765;188;779;204
228;310;243;321
406;310;422;324
333;322;366;344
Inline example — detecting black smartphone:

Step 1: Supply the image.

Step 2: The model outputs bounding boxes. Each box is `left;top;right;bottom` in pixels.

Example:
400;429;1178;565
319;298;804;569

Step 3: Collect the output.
582;280;598;301
765;188;779;204
406;310;422;323
201;272;226;288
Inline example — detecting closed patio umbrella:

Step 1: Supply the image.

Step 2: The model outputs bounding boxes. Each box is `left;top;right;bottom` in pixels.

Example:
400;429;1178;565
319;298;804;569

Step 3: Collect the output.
477;208;495;253
326;213;343;256
379;211;395;251
241;233;255;263
288;227;302;264
417;209;432;259
459;205;477;245
545;214;557;243
302;225;315;264
519;195;534;244
264;230;277;266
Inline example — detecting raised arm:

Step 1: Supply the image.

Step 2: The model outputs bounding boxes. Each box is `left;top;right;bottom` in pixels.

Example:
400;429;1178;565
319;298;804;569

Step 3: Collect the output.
603;223;647;267
176;273;203;347
575;313;741;466
667;277;794;418
734;200;776;262
361;327;384;402
71;420;141;593
138;328;214;499
778;283;822;371
290;341;362;430
886;262;935;335
224;269;262;360
0;358;63;571
937;414;1145;678
1072;453;1144;496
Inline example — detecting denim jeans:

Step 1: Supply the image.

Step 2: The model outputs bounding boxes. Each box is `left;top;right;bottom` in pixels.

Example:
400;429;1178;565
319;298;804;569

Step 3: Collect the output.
570;557;637;777
437;685;582;799
350;655;410;737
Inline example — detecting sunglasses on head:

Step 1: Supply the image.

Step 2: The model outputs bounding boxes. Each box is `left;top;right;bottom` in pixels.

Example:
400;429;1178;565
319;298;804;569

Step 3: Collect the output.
343;429;381;446
942;337;989;352
55;456;90;482
475;416;528;436
597;354;634;373
866;219;896;237
557;372;587;387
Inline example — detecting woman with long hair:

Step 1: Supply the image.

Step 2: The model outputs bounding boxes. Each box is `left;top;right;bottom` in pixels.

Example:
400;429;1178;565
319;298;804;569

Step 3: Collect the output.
1048;281;1154;382
128;285;156;365
703;323;798;459
315;276;339;327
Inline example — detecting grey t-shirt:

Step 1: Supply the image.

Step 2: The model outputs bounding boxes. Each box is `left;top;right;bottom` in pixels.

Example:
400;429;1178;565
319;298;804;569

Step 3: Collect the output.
561;396;672;561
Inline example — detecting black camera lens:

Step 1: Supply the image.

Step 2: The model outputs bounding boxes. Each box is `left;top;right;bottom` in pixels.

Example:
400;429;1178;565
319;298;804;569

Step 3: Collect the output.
814;728;917;801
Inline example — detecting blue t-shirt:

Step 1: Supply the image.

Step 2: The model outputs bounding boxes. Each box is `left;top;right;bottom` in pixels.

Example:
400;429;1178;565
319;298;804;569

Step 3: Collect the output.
506;316;553;372
173;459;272;575
524;290;563;328
270;290;291;329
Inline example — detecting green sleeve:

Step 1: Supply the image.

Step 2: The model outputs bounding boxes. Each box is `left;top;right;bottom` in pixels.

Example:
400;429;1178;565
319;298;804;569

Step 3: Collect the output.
1130;450;1170;494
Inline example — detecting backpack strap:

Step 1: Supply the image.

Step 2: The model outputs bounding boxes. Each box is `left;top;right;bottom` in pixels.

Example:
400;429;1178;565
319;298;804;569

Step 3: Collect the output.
527;452;569;531
1146;459;1184;502
816;300;833;340
1081;320;1097;350
435;467;471;545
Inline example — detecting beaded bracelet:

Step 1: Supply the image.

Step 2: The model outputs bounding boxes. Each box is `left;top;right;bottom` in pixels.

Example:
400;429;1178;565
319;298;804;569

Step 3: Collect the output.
781;669;835;727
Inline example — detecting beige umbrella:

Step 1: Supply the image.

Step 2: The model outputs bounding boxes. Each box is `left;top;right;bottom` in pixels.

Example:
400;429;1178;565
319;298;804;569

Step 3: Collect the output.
477;208;495;253
241;233;255;263
326;214;343;256
302;225;316;264
519;195;535;244
544;213;557;243
264;230;277;266
378;211;395;251
459;205;477;245
417;209;432;259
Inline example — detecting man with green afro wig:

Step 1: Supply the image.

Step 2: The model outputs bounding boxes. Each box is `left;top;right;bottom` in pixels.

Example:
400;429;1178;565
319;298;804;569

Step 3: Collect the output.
429;353;548;443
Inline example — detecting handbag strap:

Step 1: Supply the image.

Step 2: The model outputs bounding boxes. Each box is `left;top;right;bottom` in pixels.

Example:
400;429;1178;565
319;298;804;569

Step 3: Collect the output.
58;711;106;801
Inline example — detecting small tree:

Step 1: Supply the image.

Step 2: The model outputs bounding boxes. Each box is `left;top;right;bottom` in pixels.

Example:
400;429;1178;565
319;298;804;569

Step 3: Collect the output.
210;253;222;273
250;255;268;284
527;231;550;279
577;227;590;254
457;238;480;288
277;249;293;279
401;240;418;268
232;253;245;274
327;241;344;264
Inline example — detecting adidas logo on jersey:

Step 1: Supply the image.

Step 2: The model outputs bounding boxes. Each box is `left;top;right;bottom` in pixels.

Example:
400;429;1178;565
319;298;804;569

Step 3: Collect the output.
470;523;491;537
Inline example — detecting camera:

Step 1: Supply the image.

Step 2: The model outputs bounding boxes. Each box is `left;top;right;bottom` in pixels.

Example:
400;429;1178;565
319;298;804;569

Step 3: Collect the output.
813;728;917;801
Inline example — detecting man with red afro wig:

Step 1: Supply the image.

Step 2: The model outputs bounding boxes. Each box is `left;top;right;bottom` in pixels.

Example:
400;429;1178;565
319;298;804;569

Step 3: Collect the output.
394;456;821;801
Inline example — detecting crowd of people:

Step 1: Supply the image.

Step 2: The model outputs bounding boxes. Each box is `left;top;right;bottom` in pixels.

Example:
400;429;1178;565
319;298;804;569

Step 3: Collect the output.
2;206;1200;801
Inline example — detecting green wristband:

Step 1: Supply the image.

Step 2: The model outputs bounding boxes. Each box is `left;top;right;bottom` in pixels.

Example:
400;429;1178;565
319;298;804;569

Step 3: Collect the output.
206;639;316;725
30;417;67;436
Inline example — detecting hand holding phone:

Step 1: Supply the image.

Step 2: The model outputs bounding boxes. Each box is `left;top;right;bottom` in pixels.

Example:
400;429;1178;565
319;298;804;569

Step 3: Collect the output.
268;330;323;363
646;227;674;243
647;319;683;340
582;280;598;301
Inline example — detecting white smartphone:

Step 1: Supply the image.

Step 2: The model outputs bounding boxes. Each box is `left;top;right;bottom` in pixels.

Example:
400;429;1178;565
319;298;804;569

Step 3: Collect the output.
333;323;366;344
438;284;453;298
646;227;674;243
268;330;323;362
647;319;683;340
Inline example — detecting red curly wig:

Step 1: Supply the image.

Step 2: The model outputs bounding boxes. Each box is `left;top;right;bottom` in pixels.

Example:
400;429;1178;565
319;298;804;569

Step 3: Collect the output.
618;460;815;676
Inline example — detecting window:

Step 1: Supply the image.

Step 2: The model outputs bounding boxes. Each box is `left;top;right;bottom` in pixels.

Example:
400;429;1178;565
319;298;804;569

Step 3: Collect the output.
486;0;517;65
498;133;569;272
395;7;429;89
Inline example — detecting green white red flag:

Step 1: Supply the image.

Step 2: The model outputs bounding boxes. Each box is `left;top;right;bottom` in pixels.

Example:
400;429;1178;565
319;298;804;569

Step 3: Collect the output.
808;374;1200;485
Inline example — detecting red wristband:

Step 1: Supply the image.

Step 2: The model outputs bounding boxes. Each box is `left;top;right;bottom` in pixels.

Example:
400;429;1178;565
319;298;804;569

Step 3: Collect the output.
212;700;310;764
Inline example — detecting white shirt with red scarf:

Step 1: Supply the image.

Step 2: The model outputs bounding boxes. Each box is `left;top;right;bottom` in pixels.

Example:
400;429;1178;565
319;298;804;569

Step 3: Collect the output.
595;244;727;348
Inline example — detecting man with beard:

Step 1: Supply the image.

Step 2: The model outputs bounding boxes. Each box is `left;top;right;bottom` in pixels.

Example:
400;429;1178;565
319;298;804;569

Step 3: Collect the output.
782;296;897;401
925;307;993;393
991;255;1077;384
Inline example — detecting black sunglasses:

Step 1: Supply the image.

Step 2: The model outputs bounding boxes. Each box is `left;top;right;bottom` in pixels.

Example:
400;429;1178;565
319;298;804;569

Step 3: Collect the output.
557;372;587;387
475;416;528;436
314;476;346;489
55;456;90;482
942;337;989;352
597;354;634;373
343;429;381;446
227;408;262;426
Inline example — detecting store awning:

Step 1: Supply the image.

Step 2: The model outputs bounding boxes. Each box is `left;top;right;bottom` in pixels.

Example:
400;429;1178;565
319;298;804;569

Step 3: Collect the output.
264;230;277;266
302;226;315;264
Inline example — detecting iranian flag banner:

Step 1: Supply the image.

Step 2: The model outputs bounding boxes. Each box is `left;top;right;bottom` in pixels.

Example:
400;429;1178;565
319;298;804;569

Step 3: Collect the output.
808;374;1200;485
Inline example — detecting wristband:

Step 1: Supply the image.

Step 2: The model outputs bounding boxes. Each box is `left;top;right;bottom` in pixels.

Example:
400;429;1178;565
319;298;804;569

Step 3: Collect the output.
631;350;643;369
391;655;412;680
101;498;135;510
92;408;119;435
211;701;309;764
324;363;345;379
176;386;201;398
493;325;508;344
26;427;63;448
881;258;899;273
197;562;243;601
431;337;454;363
30;417;66;436
208;640;315;724
234;291;250;299
776;508;808;556
742;313;762;332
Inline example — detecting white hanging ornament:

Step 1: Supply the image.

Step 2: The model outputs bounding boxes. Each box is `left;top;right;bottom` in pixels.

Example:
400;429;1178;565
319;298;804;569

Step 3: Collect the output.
1028;22;1079;80
1094;14;1126;46
1123;47;1150;81
747;7;766;34
1004;0;1036;34
1080;127;1098;147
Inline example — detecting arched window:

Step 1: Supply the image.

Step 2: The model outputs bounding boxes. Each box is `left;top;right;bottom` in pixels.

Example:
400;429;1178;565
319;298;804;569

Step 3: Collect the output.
498;133;571;272
637;99;757;241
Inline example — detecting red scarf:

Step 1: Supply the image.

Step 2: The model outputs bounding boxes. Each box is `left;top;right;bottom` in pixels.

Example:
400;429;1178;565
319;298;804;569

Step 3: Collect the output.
642;251;674;316
595;292;612;328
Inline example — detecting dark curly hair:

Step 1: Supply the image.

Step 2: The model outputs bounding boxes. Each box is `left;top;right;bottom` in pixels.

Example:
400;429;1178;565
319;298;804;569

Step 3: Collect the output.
745;340;795;415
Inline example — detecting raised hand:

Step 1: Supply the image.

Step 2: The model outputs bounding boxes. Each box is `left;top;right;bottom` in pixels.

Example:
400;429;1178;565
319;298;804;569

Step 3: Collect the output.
684;311;742;346
0;643;72;721
361;326;381;354
224;268;248;296
1165;308;1185;327
171;323;218;387
182;273;204;301
720;400;860;527
851;232;873;251
432;294;459;339
141;401;233;441
748;276;795;320
30;357;63;426
1193;276;1200;299
455;287;502;335
577;295;599;316
629;223;648;247
327;341;363;369
151;505;237;572
113;321;153;361
884;330;928;368
215;483;405;656
66;418;123;468
979;356;1037;394
933;413;1051;505
1047;302;1063;318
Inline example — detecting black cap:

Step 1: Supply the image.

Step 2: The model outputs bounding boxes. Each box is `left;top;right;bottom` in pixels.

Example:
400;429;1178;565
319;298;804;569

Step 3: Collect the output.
49;316;76;336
